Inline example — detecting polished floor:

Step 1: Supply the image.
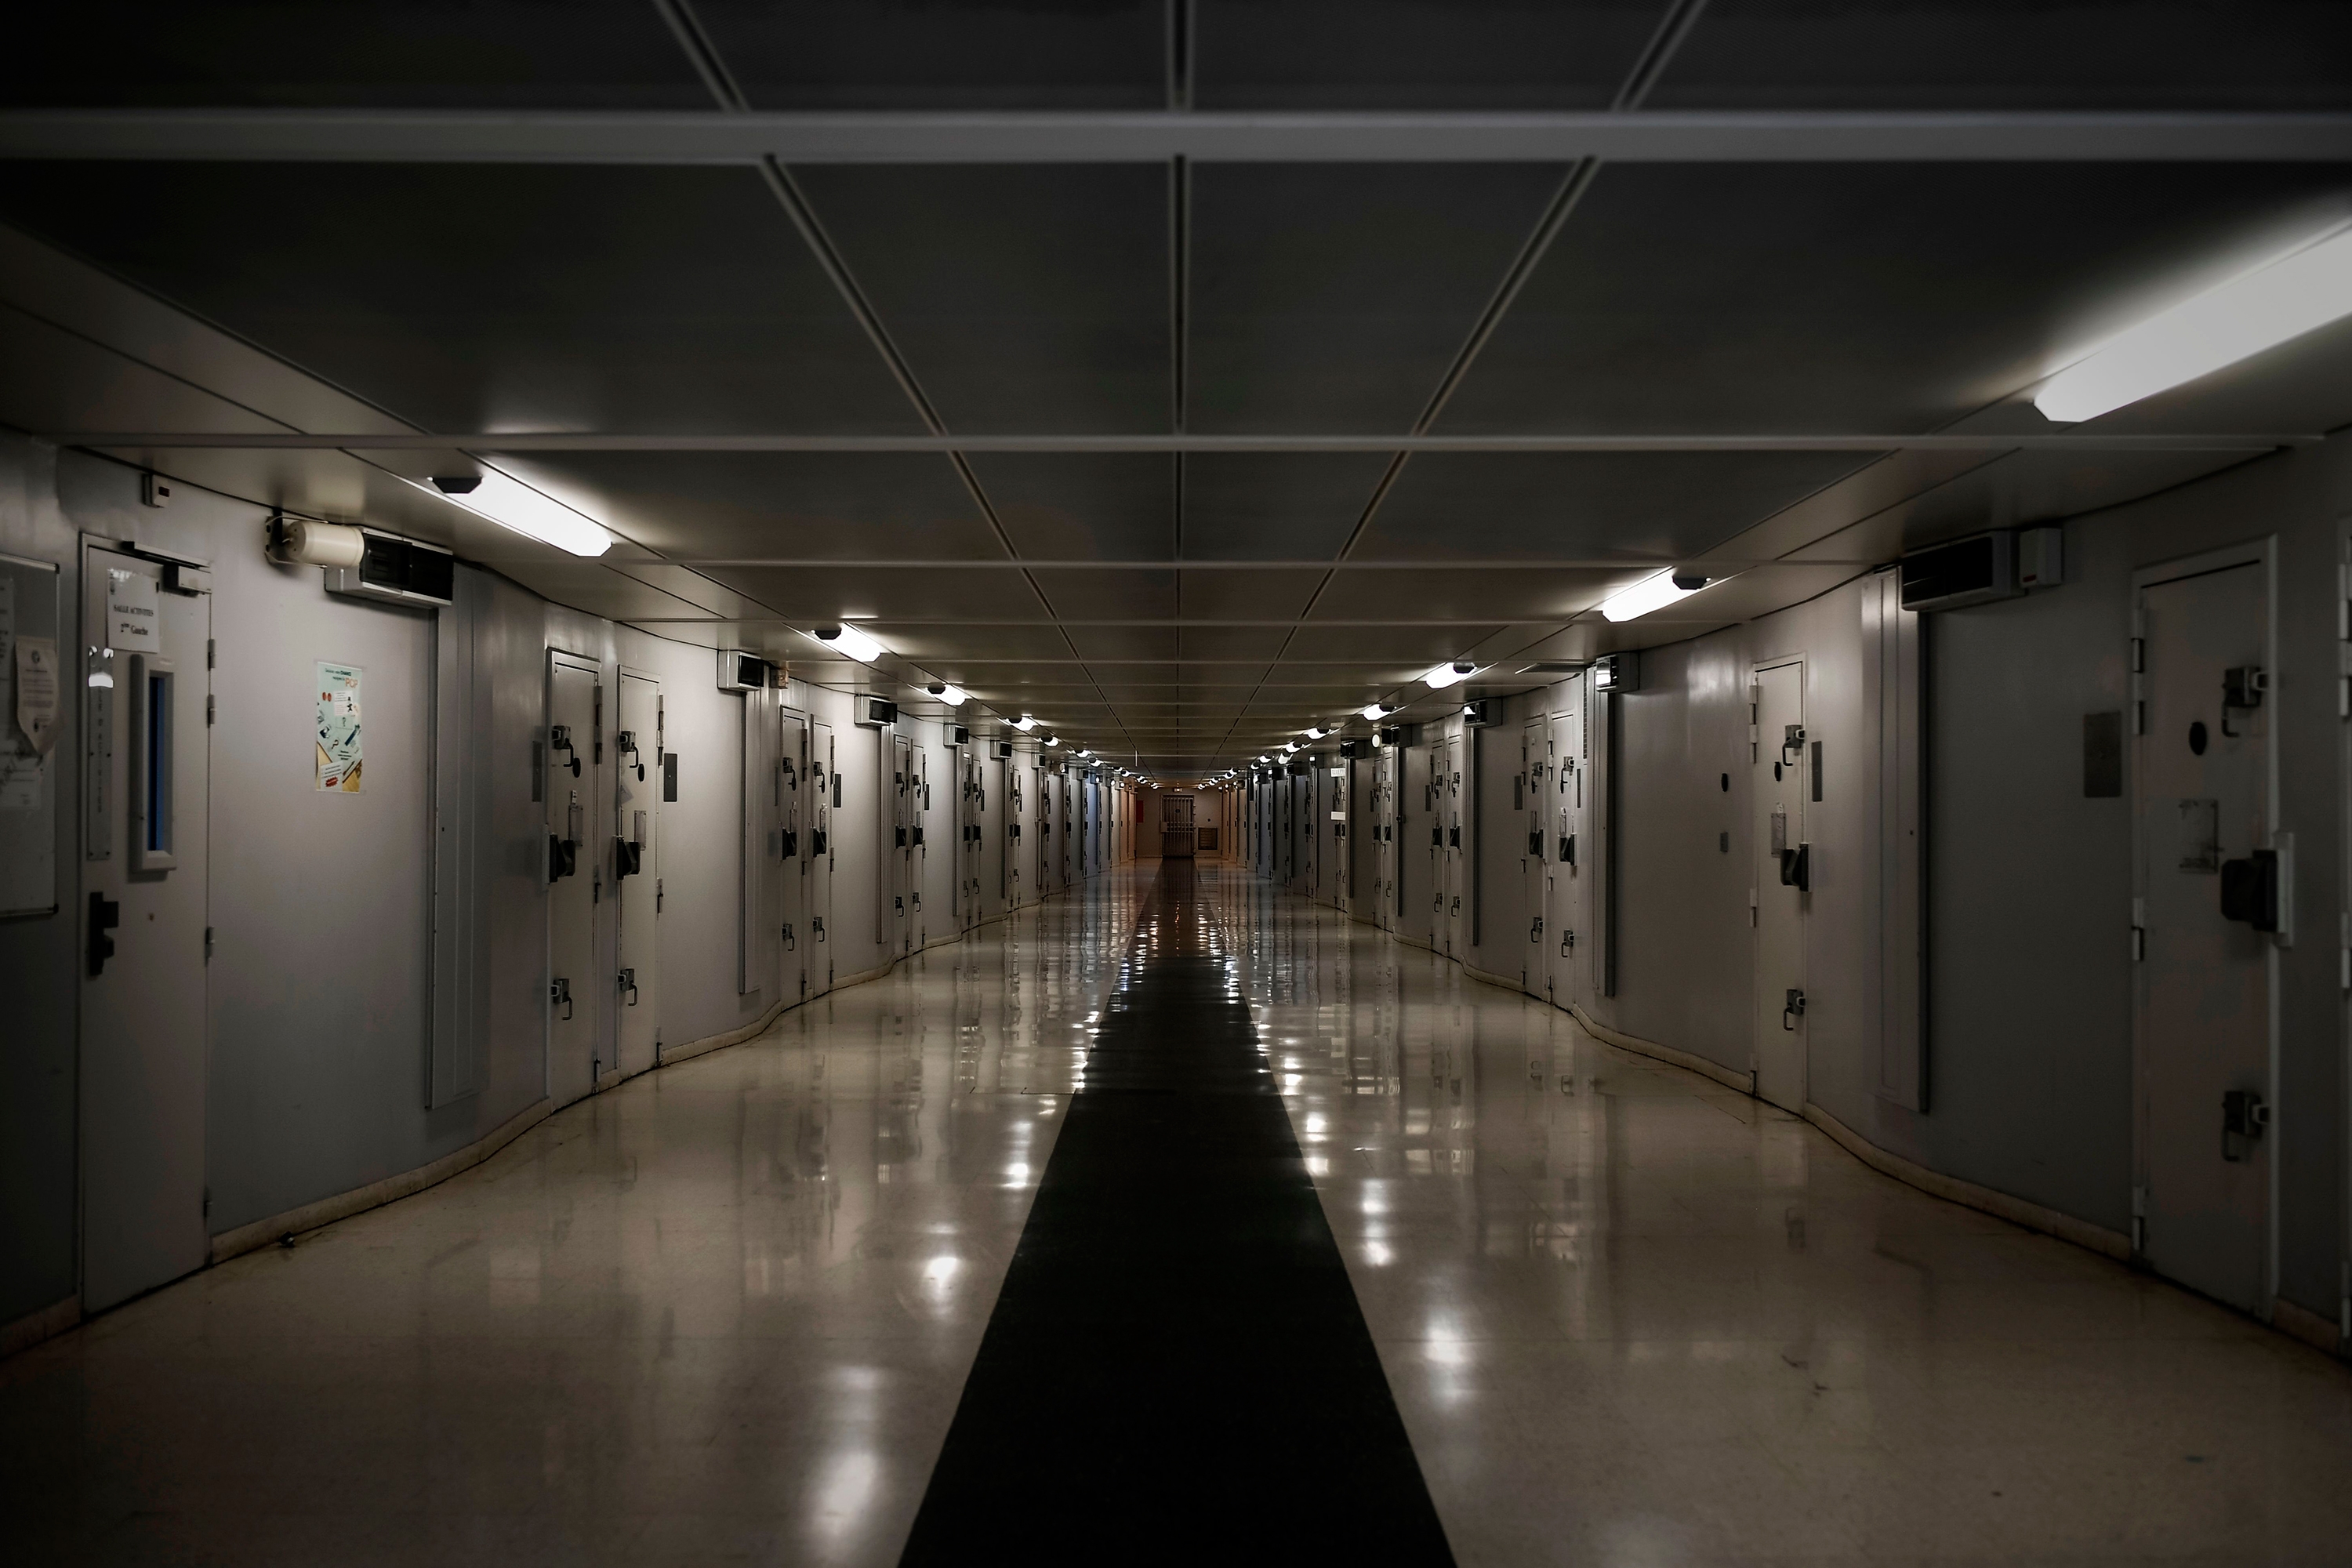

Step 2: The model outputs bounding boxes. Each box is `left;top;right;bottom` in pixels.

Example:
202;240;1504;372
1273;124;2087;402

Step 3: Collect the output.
5;863;2351;1565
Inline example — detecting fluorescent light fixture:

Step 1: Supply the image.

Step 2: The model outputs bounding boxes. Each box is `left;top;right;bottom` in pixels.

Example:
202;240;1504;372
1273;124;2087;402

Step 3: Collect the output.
1359;702;1395;721
813;622;886;663
926;682;969;706
1303;726;1328;740
1423;660;1479;690
1600;570;1705;622
1012;714;1037;731
1043;735;1059;748
1077;748;1094;757
1257;754;1270;763
2037;225;2352;422
424;471;611;557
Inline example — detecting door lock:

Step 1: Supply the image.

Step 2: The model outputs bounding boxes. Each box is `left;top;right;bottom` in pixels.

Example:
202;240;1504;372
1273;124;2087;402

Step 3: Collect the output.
87;891;121;975
618;967;638;1007
550;724;582;777
782;921;796;951
813;916;827;943
1530;916;1543;944
1780;841;1810;892
551;976;573;1022
1560;927;1573;956
1782;988;1806;1030
2222;1088;2270;1161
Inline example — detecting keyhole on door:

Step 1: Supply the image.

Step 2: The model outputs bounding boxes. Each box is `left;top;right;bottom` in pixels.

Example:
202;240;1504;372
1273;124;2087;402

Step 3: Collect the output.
2187;720;2208;755
1773;760;1783;781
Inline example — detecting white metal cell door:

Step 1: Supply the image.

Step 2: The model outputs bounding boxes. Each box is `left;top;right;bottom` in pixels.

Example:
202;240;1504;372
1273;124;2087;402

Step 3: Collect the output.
740;685;782;1000
1522;720;1545;994
891;732;913;957
909;740;927;949
1752;660;1808;1112
613;671;661;1078
780;709;808;1004
1443;735;1465;958
810;720;835;993
2138;557;2273;1314
1548;695;1588;1011
80;545;211;1312
546;652;601;1107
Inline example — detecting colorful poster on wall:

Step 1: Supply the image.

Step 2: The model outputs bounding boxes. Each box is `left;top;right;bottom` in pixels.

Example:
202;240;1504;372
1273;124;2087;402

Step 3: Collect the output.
315;661;362;792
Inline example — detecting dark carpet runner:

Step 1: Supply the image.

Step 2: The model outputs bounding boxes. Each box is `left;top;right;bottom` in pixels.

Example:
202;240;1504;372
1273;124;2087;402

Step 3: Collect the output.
898;862;1454;1564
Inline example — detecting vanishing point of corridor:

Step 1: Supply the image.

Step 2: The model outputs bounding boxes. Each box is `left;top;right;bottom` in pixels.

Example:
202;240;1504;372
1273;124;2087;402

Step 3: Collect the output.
5;864;2347;1566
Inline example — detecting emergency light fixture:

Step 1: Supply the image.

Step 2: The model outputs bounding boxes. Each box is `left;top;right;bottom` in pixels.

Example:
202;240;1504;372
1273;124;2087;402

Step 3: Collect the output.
1601;571;1708;622
1423;660;1479;690
813;622;886;662
927;682;969;706
425;471;612;557
2036;223;2352;423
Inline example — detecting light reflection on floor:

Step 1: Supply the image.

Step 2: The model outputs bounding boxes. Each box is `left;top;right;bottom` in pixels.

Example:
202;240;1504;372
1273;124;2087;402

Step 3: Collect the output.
1199;868;2352;1568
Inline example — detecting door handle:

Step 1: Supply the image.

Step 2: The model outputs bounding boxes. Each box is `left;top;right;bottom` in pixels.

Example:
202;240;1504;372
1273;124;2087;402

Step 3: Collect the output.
551;976;573;1022
1782;988;1806;1030
2221;1088;2270;1161
1779;842;1809;892
1530;916;1543;944
618;967;638;1007
782;922;796;952
87;891;120;976
2219;851;2279;931
813;916;827;942
1560;927;1573;956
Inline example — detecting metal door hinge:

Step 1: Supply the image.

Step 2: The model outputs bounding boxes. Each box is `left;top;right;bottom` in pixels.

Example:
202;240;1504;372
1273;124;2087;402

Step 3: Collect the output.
203;925;214;960
206;637;215;670
656;877;664;913
2132;895;2146;962
206;694;216;725
2131;1185;2147;1254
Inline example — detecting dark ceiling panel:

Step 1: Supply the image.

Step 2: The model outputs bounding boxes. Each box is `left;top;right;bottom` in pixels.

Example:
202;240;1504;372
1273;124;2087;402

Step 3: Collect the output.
1175;569;1324;619
968;454;1174;559
5;2;709;108
1439;162;2352;436
1025;568;1178;619
795;165;1171;434
1181;453;1393;558
695;564;1049;623
1312;568;1622;622
1069;625;1180;661
1181;626;1296;662
1283;624;1503;662
696;0;1163;110
0;163;924;436
1651;1;2352;110
1189;164;1566;432
1362;452;1859;561
1192;0;1659;109
521;452;1001;561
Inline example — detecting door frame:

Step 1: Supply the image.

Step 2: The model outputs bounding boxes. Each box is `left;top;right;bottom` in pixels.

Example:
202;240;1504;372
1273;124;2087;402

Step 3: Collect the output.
2131;535;2280;1314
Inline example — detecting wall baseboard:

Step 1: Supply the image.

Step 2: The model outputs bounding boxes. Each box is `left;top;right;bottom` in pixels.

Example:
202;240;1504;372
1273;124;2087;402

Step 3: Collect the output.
2273;1297;2345;1358
657;996;790;1069
1798;1098;2132;1263
1462;960;1528;993
1;1294;81;1360
1568;1003;1754;1094
210;1095;556;1268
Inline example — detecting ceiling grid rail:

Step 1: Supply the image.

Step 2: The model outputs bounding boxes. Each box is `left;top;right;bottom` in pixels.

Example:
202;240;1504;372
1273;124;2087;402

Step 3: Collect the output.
1213;0;1715;764
649;0;1147;765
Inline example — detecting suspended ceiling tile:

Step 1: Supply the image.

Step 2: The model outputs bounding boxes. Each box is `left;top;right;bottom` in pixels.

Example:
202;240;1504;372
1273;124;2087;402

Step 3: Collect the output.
1181;453;1391;558
1178;626;1294;662
1192;0;1657;109
1283;624;1503;662
1069;625;1180;662
1650;0;2352;111
1189;163;1566;433
1438;162;2352;436
869;625;1073;662
1312;567;1624;622
1023;568;1178;621
603;564;773;622
967;452;1175;561
7;2;711;109
796;165;1171;434
528;452;1004;561
0;162;921;435
1174;568;1325;620
697;0;1162;110
493;560;718;623
696;564;1050;623
1363;451;1864;562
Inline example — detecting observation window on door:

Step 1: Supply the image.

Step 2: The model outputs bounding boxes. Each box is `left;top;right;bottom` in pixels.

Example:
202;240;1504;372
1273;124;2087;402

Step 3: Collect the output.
129;655;176;871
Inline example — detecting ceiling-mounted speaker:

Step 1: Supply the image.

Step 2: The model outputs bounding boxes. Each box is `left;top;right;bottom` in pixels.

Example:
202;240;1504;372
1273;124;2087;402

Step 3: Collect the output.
1901;530;2019;612
717;650;770;692
855;695;898;728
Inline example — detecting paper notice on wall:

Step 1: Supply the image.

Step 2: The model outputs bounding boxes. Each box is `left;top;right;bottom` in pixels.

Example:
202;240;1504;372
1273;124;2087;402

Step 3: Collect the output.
14;636;58;757
108;568;159;652
316;661;363;793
